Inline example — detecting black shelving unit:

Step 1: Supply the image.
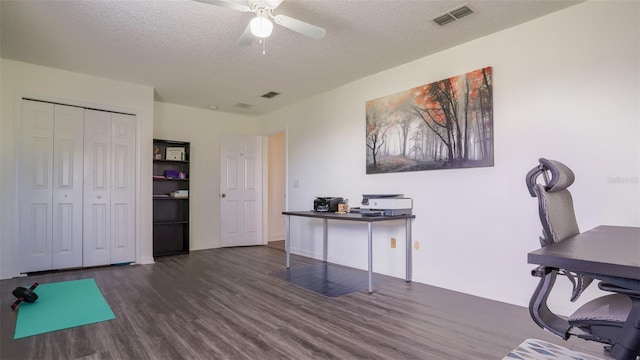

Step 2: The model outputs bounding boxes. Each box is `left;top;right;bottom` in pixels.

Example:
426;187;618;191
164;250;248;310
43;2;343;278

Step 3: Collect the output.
153;139;190;257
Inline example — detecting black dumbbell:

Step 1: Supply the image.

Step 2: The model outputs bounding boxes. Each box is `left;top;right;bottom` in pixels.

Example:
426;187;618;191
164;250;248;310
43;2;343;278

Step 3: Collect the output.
10;283;39;310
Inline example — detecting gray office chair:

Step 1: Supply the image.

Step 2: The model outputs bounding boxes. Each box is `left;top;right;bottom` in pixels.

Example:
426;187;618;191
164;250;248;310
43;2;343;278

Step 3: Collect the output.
526;158;640;359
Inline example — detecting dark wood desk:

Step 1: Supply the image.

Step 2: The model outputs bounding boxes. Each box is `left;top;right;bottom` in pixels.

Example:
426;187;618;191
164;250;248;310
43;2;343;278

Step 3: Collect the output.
528;226;640;283
528;225;640;359
282;211;415;293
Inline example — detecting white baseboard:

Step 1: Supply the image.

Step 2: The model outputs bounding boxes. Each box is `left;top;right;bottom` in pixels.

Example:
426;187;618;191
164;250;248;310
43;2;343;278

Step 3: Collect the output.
139;256;155;265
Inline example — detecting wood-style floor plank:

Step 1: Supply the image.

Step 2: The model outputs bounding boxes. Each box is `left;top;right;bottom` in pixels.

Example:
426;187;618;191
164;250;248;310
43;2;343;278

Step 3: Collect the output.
0;246;608;359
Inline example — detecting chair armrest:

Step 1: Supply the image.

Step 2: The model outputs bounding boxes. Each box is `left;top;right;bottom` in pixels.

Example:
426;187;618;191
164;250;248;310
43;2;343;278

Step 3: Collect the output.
599;282;640;298
529;266;572;339
531;266;593;302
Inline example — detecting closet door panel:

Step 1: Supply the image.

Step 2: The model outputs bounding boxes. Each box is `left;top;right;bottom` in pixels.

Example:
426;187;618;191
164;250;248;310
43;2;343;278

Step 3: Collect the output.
87;203;109;248
83;110;112;267
18;100;54;272
110;113;136;263
52;105;84;269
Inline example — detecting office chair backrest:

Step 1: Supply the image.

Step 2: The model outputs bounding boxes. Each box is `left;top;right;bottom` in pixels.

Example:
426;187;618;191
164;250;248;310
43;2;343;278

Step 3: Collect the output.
526;158;591;303
526;158;580;247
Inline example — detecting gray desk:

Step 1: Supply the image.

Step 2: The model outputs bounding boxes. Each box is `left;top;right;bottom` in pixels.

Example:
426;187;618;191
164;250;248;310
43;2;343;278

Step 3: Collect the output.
528;225;640;359
282;211;415;293
528;226;640;283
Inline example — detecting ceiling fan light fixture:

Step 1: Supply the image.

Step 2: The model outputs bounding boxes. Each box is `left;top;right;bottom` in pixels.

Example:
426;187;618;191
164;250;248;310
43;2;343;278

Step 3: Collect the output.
250;13;273;38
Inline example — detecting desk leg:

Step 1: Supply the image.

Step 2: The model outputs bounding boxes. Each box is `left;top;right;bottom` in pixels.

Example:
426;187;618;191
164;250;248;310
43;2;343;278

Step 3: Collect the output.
406;218;412;283
368;221;373;294
285;215;290;269
323;219;328;264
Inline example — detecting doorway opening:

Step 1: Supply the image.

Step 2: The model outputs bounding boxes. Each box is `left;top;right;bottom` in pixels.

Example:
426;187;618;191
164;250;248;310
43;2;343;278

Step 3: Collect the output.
266;131;286;251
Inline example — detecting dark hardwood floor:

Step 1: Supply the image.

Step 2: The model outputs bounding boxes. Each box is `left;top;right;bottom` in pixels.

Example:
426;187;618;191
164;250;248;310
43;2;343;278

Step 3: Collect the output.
266;240;285;251
0;246;608;359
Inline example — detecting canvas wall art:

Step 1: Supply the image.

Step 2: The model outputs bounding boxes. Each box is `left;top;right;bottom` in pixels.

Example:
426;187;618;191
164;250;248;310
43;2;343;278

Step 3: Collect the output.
366;67;493;174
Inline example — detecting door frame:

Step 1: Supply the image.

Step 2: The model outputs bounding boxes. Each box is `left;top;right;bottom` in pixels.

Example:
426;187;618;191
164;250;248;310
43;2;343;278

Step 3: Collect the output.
12;93;142;276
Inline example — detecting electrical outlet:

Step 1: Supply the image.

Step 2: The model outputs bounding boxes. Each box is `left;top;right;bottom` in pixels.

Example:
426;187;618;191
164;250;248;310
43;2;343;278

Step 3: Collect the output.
413;241;420;250
390;237;396;248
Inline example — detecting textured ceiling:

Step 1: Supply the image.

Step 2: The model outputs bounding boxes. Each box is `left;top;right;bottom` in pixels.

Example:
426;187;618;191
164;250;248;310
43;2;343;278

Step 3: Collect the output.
1;0;582;116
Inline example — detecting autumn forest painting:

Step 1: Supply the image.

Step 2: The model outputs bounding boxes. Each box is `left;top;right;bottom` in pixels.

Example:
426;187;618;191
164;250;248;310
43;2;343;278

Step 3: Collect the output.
366;67;493;174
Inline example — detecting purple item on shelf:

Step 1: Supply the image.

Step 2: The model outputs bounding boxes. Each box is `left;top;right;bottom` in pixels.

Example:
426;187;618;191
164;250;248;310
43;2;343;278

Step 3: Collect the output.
164;170;179;179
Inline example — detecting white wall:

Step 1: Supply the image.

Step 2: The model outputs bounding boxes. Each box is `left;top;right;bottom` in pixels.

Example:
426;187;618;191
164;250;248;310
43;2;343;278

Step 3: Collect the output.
153;102;260;250
0;59;155;279
260;1;640;314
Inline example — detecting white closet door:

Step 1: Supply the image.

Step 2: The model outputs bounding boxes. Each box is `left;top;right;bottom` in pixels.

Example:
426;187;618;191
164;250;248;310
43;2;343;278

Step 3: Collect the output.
110;113;136;264
18;100;55;272
83;110;112;267
83;110;136;266
19;101;136;272
52;105;84;269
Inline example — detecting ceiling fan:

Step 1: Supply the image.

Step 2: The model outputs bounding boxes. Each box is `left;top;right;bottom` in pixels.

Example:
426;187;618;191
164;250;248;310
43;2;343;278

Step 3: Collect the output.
194;0;326;46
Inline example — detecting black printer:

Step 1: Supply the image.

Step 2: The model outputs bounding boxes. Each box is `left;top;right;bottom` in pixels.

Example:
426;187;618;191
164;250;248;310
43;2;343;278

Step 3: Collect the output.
313;197;343;212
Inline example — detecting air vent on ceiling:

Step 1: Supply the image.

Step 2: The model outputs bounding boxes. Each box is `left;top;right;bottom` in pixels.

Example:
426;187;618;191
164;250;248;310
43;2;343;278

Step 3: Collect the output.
261;91;280;99
233;103;254;109
433;4;473;26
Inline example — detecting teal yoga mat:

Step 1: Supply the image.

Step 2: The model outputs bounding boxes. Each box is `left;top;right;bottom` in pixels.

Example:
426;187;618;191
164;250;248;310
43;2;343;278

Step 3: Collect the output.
14;278;115;339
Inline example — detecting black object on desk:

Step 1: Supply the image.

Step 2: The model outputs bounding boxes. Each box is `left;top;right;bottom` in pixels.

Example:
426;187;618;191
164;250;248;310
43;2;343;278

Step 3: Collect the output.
313;197;343;212
282;210;415;294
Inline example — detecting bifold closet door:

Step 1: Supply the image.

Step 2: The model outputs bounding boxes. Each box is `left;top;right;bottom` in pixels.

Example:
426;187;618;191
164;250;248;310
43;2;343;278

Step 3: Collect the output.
83;110;136;267
18;100;84;273
109;112;136;264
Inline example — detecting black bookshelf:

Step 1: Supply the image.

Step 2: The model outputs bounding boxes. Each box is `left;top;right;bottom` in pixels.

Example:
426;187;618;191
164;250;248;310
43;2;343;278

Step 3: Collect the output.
153;139;190;257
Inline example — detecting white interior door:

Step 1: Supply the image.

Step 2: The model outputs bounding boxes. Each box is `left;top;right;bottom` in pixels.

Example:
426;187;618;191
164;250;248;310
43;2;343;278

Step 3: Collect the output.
109;113;136;264
18;100;84;273
52;104;84;269
83;110;136;266
83;110;112;267
220;134;263;247
18;100;55;272
18;100;136;272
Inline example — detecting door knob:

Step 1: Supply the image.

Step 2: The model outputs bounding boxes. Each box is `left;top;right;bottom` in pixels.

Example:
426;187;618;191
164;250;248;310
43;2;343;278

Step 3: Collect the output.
221;193;226;198
97;195;102;199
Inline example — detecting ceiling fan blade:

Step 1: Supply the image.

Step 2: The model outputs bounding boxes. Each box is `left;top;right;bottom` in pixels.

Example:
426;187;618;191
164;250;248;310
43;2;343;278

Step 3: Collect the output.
264;0;284;10
192;0;252;12
236;23;254;46
273;14;326;40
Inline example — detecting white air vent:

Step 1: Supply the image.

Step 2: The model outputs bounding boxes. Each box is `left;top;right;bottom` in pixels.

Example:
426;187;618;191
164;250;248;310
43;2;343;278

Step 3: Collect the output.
234;103;253;109
433;4;473;26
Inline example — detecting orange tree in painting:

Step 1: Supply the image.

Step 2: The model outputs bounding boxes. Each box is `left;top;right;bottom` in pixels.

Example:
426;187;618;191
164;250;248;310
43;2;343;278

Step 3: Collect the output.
365;67;493;174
